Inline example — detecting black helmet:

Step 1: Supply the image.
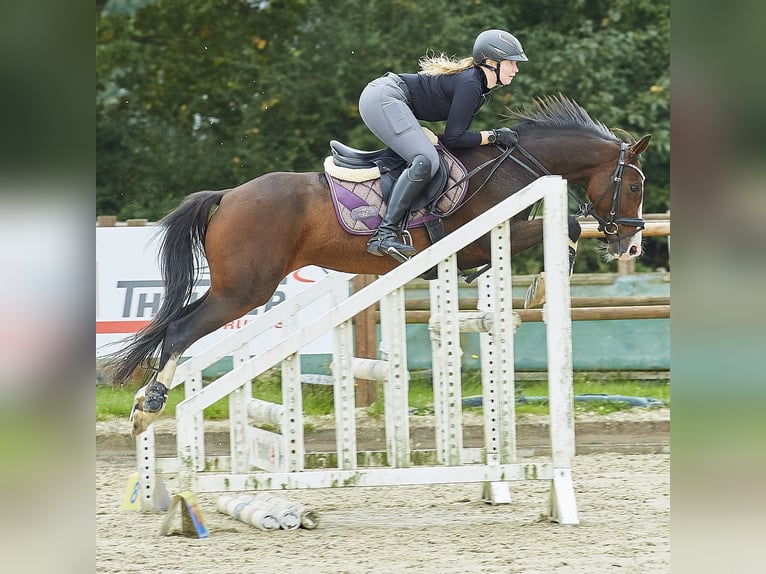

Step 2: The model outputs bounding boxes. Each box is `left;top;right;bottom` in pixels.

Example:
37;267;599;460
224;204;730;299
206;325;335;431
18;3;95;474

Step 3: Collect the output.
473;29;528;63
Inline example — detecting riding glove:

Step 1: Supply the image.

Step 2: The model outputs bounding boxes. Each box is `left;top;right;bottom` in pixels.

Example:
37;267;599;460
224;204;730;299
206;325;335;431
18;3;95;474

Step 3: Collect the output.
492;128;519;147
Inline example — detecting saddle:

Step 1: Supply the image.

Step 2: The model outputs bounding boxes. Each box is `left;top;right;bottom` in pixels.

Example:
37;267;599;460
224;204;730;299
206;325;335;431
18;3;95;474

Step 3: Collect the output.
324;129;469;237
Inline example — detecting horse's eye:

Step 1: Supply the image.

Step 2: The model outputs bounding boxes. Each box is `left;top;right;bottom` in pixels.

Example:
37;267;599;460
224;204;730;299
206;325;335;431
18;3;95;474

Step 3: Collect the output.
629;184;641;193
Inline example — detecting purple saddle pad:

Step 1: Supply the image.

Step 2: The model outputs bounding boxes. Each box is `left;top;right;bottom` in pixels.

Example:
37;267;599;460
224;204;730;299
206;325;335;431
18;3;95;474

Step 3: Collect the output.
326;145;469;236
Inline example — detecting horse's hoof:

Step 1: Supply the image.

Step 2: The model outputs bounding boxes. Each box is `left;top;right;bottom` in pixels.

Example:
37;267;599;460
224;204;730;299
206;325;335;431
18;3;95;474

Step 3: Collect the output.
524;272;546;309
130;382;168;437
144;382;168;412
131;411;157;438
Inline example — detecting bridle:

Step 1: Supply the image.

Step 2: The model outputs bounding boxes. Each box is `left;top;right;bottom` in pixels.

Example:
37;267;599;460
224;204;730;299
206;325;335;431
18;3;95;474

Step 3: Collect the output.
573;141;646;241
456;140;645;242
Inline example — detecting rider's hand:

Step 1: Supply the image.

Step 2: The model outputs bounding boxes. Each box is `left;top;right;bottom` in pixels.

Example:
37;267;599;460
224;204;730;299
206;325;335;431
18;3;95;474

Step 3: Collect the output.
493;128;519;147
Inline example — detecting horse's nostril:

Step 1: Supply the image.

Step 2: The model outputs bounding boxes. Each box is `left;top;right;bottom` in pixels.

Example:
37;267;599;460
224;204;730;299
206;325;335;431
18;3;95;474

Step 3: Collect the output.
629;245;639;256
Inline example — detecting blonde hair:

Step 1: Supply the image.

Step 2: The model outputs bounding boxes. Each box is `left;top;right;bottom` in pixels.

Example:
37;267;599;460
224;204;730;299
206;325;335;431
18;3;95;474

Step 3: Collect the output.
418;52;475;76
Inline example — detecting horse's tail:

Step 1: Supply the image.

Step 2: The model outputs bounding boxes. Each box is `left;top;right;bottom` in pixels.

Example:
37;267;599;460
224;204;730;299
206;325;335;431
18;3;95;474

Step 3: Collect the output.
107;190;224;386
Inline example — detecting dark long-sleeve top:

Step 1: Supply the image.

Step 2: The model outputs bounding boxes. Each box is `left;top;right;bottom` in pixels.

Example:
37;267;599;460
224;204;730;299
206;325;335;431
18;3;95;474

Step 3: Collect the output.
399;66;490;148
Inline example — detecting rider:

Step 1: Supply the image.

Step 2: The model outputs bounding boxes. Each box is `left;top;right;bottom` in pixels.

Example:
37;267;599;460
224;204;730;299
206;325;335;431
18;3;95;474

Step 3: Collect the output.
359;29;528;263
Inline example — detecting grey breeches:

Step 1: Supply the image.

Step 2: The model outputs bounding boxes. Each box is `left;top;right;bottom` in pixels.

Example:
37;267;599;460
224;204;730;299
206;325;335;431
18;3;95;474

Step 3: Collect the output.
358;75;440;178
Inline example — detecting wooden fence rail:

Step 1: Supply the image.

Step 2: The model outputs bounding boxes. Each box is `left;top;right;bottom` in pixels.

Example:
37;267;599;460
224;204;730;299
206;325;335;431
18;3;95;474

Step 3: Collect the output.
403;296;669;310
381;305;670;324
576;214;670;238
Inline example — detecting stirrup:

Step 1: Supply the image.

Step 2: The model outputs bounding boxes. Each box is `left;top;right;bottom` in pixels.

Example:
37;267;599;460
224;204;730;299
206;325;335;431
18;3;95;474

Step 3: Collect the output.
367;232;416;262
384;229;416;263
383;244;416;264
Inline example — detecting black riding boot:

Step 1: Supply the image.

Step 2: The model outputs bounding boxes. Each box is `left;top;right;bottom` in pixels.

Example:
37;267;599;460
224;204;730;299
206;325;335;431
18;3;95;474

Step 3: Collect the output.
367;154;432;263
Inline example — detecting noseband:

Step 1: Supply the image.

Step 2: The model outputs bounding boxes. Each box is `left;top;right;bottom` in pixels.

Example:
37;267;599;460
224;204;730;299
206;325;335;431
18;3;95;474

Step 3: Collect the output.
574;141;645;241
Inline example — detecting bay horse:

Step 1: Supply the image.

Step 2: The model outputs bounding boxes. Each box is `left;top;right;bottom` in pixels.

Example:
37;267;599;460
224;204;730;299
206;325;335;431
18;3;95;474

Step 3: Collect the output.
107;95;651;436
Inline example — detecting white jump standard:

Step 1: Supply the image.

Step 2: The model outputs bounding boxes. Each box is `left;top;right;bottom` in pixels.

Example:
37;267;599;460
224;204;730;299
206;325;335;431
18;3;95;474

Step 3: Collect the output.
136;176;579;525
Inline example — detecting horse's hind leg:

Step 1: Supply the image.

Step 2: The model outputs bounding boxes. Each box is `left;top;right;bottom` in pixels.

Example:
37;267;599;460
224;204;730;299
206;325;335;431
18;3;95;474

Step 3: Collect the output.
130;291;259;436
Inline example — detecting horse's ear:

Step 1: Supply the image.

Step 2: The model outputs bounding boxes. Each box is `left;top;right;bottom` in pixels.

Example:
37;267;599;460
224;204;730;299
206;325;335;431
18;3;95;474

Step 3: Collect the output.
627;134;652;160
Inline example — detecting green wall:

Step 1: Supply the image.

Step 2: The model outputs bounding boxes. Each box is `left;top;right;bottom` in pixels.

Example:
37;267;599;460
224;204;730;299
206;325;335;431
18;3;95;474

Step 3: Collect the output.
202;273;670;377
405;272;670;371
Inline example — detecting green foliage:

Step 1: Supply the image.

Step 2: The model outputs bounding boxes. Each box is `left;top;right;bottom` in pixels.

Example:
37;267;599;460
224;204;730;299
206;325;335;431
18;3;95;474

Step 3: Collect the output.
97;0;670;270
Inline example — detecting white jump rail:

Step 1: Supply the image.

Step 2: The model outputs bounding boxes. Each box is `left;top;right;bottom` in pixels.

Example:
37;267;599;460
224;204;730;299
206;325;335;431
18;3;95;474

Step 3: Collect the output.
138;175;578;524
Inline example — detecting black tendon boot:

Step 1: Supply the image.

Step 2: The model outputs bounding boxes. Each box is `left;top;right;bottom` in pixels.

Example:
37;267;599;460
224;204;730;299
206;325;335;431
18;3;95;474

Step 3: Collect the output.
567;216;581;277
367;154;432;263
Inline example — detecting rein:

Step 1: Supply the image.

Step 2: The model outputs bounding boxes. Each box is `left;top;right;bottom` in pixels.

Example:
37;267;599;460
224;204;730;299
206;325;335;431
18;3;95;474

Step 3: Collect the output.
450;140;645;242
444;145;516;206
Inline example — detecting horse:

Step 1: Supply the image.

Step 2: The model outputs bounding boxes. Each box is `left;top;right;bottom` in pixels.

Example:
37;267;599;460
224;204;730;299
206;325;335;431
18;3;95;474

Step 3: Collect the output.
107;95;651;437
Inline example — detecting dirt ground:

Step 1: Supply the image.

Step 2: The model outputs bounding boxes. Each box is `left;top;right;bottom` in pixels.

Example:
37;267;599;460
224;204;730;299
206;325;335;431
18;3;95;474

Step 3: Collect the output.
96;408;669;573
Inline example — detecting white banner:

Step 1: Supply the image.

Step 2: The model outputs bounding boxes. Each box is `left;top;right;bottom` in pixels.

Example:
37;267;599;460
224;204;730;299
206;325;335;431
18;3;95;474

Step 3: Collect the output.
96;226;347;359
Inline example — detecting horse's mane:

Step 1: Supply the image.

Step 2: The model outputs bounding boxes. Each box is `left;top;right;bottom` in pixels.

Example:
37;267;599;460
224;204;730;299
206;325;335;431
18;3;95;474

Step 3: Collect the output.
508;94;620;142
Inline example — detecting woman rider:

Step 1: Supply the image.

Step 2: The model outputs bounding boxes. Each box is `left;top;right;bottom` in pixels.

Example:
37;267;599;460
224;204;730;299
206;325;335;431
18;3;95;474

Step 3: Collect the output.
359;29;528;263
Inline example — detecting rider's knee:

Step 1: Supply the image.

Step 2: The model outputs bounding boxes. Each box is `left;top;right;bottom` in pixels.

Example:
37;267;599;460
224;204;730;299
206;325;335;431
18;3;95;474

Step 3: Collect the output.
410;154;435;180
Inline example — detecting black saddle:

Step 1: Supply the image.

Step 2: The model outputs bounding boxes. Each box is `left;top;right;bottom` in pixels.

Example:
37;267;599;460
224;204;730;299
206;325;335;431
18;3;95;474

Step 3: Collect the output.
328;139;449;212
329;140;405;171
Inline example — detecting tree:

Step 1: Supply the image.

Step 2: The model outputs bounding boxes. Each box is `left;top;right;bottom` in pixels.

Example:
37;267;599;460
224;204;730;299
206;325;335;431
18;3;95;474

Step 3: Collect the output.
97;0;670;271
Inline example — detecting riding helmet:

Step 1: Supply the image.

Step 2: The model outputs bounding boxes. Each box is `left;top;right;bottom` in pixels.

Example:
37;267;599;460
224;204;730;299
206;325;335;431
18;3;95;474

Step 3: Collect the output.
472;30;528;63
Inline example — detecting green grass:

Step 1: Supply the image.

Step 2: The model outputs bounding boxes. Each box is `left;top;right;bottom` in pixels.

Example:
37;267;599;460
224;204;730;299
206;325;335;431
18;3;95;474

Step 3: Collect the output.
97;369;668;421
96;382;230;421
406;372;669;416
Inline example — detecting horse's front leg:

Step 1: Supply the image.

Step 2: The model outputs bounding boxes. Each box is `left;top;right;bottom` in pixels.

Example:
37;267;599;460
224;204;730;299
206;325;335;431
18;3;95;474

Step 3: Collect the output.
566;216;581;275
524;216;581;308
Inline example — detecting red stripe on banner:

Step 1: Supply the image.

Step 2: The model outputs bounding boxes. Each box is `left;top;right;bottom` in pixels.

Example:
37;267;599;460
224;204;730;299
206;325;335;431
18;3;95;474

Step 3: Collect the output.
292;269;316;283
96;320;151;334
